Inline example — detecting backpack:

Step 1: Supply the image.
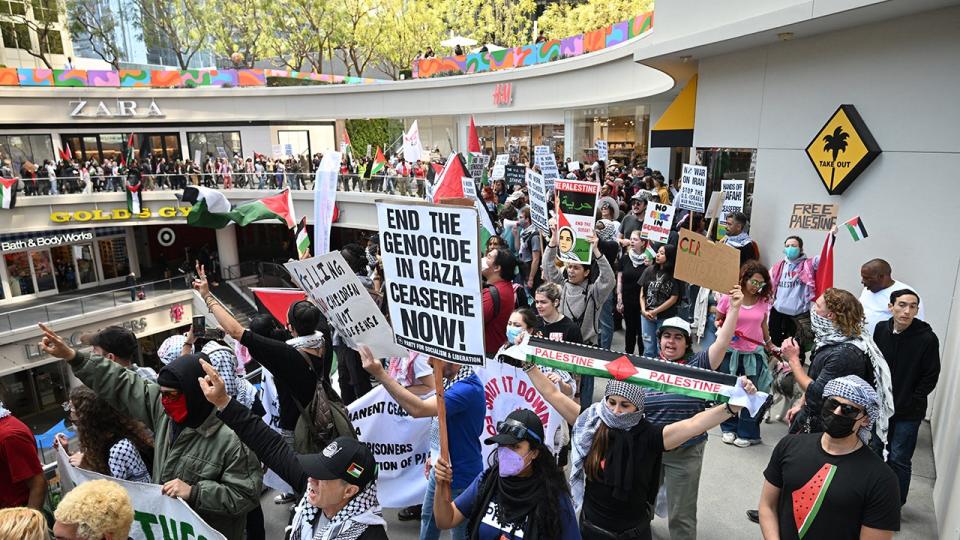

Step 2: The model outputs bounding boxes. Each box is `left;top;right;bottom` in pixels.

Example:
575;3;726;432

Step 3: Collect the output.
288;350;357;454
487;282;528;313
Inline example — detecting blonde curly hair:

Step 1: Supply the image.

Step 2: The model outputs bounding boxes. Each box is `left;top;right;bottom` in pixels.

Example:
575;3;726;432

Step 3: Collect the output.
54;479;133;540
823;288;865;337
0;507;48;540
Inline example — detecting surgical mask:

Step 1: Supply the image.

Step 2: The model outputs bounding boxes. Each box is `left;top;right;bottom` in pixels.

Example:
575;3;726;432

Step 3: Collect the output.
481;257;490;273
497;447;528;477
161;393;189;424
784;246;801;260
506;326;523;345
820;408;858;439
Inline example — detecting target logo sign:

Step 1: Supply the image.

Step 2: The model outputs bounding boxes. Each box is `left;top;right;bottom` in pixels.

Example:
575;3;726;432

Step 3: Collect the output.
157;227;176;246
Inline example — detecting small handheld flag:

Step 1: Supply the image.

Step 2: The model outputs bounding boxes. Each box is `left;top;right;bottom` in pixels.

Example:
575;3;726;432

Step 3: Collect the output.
844;216;868;242
295;217;310;258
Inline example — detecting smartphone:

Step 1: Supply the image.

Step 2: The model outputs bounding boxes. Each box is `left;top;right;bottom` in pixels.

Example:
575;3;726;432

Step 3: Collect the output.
192;315;206;338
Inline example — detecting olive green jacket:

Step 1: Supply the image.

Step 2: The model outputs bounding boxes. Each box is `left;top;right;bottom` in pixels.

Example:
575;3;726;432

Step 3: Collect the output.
69;352;262;540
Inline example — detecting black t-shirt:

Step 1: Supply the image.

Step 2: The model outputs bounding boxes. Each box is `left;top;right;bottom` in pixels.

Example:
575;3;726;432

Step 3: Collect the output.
240;330;323;431
763;433;900;540
583;421;665;531
638;267;683;319
538;316;583;344
618;256;647;304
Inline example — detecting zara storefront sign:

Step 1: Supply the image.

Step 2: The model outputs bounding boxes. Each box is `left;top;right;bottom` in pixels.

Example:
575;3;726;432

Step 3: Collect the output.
0;231;94;253
69;98;164;119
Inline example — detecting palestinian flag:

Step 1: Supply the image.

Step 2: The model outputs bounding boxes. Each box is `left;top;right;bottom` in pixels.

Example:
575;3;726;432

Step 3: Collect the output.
250;288;306;326
370;147;386;176
814;231;835;298
341;129;353;167
523;336;759;404
467;116;481;153
844;216;868;241
643;245;656;261
182;186;297;229
126;180;143;214
121;133;135;166
0;177;17;209
295;216;310;258
430;153;470;203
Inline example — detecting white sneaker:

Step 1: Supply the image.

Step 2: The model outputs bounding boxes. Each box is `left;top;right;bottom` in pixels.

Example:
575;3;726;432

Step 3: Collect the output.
734;437;760;448
721;432;736;444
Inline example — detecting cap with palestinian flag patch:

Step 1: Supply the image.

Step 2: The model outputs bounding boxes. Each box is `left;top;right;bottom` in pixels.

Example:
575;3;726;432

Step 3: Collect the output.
297;436;377;488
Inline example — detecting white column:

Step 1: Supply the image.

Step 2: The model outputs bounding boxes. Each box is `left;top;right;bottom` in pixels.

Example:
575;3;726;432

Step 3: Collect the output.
215;224;240;277
646;100;672;174
126;228;142;277
563;110;575;161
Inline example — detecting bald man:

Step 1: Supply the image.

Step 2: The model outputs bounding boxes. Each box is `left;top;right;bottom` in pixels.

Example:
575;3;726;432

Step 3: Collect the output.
859;259;924;335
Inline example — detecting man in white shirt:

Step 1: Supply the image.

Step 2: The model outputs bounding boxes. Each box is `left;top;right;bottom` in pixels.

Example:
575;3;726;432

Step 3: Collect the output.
859;258;924;335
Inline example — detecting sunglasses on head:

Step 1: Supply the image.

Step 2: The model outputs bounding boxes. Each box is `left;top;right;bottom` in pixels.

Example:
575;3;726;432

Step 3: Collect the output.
824;397;865;419
496;419;541;443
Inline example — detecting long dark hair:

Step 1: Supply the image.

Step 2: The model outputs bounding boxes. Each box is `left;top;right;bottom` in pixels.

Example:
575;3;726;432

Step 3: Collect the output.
69;386;154;476
739;260;773;303
657;244;677;276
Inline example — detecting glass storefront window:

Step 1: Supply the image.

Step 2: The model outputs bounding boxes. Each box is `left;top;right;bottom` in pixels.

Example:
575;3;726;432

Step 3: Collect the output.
0;134;54;173
503;126;530;162
50;245;77;292
98;237;129;280
571;105;649;166
4;252;34;296
277;131;309;158
31;250;55;292
74;243;97;284
187;132;243;162
100;133;123;162
696;148;757;218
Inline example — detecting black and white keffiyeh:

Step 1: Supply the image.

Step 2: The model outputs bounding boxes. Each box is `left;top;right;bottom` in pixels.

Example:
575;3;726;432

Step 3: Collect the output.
0;401;10;419
158;334;188;365
627;248;647;268
287;331;326;351
201;343;240;397
108;438;152;483
823;375;880;446
290;482;385;540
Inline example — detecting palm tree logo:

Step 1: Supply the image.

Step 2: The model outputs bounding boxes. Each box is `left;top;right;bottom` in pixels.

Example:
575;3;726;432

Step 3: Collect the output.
822;126;850;188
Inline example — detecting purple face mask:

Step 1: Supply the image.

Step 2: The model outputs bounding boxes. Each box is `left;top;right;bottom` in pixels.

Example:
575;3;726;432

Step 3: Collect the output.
497;446;528;477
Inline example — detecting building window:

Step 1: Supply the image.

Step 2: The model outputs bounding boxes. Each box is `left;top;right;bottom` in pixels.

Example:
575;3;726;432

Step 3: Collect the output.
38;30;63;55
4;252;35;297
187;131;242;162
0;134;54;174
31;0;58;23
0;0;26;16
1;21;31;50
97;237;129;280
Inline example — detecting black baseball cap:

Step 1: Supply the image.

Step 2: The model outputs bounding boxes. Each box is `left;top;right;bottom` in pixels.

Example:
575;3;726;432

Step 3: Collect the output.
485;409;545;446
89;326;138;359
298;437;377;488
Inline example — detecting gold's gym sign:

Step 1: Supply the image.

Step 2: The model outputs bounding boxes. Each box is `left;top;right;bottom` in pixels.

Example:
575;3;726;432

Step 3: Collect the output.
805;104;881;195
51;206;191;223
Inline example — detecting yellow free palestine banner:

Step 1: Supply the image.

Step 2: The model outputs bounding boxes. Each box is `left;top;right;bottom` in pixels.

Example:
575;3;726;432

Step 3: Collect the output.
805;104;881;195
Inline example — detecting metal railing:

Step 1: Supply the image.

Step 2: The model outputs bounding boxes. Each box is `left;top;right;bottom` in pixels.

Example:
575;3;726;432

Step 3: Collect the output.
0;276;193;333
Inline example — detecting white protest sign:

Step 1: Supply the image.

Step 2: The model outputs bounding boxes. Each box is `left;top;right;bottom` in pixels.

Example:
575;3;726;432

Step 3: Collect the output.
193;149;201;164
596;140;608;162
348;385;431;508
285;252;407;358
720;180;745;216
313;151;341;255
526;169;550;235
491;154;509;180
468;153;490;181
378;203;486;365
568;161;580;172
676;164;708;212
641;203;676;243
534;145;550;157
283;143;294;157
536;154;560;192
461;176;477;199
402;120;425;162
271;144;282;159
57;447;226;540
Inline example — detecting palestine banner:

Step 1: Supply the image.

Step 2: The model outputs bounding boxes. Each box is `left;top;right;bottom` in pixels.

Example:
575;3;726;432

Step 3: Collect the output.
126;180;143;215
555;179;600;264
523;336;767;412
0;177;17;209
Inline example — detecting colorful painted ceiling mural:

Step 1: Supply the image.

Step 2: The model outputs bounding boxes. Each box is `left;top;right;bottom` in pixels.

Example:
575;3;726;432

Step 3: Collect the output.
0;68;380;89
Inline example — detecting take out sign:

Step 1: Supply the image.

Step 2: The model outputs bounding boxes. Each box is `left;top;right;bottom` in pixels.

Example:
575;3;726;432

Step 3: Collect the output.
805;104;881;195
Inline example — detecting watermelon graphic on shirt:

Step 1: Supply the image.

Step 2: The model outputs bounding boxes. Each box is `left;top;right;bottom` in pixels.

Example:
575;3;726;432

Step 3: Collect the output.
793;463;837;539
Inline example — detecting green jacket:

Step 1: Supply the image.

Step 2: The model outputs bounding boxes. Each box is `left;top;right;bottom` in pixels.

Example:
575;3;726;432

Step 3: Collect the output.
69;352;262;540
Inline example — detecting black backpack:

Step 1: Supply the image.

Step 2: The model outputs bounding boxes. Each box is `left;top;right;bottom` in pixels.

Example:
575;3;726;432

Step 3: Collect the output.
285;350;357;454
487;282;529;313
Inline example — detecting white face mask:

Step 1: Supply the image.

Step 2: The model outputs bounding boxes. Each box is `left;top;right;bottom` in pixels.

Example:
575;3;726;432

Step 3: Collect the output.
481;257;490;273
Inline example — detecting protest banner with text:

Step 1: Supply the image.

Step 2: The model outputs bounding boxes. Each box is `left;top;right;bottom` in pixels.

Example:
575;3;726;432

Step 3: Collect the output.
596;140;608;162
468;153;490;183
641;203;676;243
378;202;486;365
491;154;509;180
57;447;226;540
720;180;745;217
555;179;600;264
675;228;740;292
534;147;560;191
789;203;840;230
526;169;550;235
676;164;708;212
504;164;526;189
285;252;406;359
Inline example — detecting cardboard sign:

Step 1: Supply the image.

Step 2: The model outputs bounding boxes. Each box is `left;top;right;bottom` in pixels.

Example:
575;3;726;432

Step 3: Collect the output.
504;164;525;188
705;191;726;219
676;164;708;212
675;229;740;292
491;154;509;180
641;203;676;243
721;180;745;216
789;203;840;230
526;169;550;235
377;202;485;365
285;252;406;359
596;140;608;162
555;179;600;264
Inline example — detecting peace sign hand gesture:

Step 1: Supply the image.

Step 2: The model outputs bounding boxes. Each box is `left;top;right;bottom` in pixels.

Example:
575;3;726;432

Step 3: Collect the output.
192;262;210;298
38;323;76;361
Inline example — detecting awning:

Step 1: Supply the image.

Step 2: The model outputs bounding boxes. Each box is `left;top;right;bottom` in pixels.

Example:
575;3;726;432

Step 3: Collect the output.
651;74;697;147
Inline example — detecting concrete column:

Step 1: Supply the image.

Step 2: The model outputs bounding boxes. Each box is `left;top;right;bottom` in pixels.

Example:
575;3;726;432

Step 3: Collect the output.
126;227;142;277
215;224;240;278
563;110;575;161
646;100;672;173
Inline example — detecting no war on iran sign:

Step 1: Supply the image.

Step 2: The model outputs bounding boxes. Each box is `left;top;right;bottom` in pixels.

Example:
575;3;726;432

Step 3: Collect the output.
56;447;225;540
377;202;486;365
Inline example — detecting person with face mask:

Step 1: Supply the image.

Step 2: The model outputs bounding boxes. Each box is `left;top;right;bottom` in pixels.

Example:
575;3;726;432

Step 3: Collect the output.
769;236;820;355
431;408;580;539
524;373;758;539
481;248;518;355
37;323;262;540
758;375;901;540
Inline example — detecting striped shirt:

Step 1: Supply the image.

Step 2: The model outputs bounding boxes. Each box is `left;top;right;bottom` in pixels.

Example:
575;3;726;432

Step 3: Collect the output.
644;350;712;448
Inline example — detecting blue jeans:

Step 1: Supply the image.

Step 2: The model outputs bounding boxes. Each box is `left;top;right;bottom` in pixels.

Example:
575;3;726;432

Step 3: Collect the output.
700;313;718;351
641;317;663;357
721;407;761;440
599;294;615;350
886;419;921;505
421;469;467;540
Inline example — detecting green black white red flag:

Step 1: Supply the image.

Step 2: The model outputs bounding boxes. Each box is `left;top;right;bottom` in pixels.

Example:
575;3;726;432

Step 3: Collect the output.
182;186;296;229
295;216;310;258
0;177;17;209
126;180;143;214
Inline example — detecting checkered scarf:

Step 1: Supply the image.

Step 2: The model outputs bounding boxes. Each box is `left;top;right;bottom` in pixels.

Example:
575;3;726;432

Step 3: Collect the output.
158;334;187;365
290;482;385;540
287;331;326;351
823;375;880;446
0;402;10;419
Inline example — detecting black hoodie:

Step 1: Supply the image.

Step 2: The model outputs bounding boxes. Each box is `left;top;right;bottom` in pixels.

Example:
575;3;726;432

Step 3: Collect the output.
873;318;941;421
157;354;215;431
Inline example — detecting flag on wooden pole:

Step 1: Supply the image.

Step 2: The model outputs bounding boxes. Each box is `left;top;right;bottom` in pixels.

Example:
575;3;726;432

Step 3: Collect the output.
815;231;835;298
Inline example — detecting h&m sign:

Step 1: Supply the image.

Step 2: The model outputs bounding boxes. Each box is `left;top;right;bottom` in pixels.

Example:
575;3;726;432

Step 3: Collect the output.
69;98;164;118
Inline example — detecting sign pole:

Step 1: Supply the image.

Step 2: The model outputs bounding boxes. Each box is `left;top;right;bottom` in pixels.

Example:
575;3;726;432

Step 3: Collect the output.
432;359;451;464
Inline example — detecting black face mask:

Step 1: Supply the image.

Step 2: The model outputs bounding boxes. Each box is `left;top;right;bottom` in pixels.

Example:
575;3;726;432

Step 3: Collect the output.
820;408;858;439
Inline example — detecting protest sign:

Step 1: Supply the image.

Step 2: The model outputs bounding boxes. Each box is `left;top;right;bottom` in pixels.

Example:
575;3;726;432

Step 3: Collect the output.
789;203;840;230
285;252;406;359
378;202;486;365
675;229;740;292
271;144;282;159
474;359;566;462
216;146;228;159
534;145;550;157
676;164;708;212
491;154;509;180
348;385;432;508
468;153;490;182
283;143;294;157
461;176;477;199
721;180;745;216
705;191;725;219
504;164;525;188
536;154;560;192
596;140;608;162
641;203;676;243
402;120;424;162
312;151;341;255
57;447;226;540
568;160;580;172
193;149;202;164
555;179;600;264
526;169;550;235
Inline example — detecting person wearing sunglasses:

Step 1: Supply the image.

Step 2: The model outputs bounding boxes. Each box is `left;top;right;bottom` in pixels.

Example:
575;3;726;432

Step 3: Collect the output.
715;260;775;448
758;375;900;540
432;408;579;539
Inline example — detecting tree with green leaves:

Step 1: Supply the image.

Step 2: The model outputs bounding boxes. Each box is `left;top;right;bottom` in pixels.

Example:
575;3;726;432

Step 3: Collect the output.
538;0;653;39
374;0;444;79
345;118;405;157
130;0;207;70
66;0;125;70
265;0;339;72
444;0;536;49
205;0;271;68
333;0;389;77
